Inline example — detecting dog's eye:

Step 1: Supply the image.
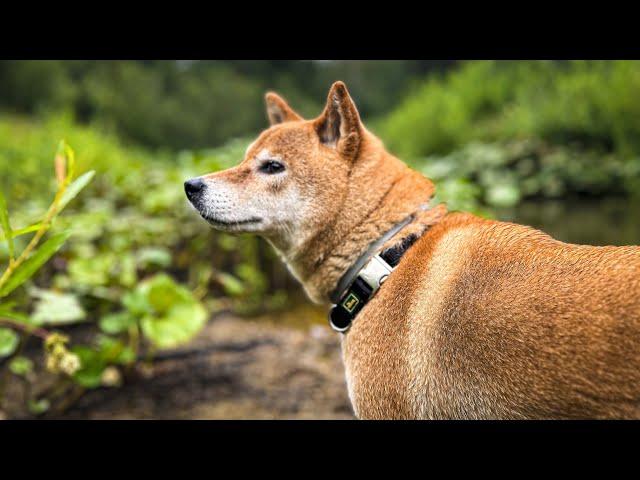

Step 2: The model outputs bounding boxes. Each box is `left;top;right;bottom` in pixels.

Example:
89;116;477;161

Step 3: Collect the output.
259;160;285;174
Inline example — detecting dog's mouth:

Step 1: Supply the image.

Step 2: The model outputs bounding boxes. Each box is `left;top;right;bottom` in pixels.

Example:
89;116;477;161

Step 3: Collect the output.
202;214;262;229
185;193;262;231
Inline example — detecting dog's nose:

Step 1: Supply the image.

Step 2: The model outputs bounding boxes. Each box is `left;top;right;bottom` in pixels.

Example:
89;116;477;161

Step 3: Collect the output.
184;178;205;199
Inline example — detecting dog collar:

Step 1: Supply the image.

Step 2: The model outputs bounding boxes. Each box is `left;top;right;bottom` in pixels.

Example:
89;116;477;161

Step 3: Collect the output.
328;213;416;333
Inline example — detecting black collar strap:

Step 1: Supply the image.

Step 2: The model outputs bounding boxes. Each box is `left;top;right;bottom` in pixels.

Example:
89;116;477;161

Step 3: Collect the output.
328;213;416;333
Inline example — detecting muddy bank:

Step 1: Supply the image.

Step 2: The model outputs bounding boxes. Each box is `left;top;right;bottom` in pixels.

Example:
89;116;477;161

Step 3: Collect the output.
55;314;354;419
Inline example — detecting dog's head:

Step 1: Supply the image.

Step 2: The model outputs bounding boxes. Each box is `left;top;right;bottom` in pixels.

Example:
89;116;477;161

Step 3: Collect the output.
185;81;365;252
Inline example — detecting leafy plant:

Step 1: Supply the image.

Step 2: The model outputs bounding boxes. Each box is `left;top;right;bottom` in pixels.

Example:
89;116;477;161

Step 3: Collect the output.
0;136;220;417
99;273;207;352
0;142;94;351
379;61;640;161
0;141;95;412
417;139;640;209
72;335;134;388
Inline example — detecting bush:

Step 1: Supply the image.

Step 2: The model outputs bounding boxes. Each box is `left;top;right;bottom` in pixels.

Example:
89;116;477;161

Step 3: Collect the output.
418;139;640;209
378;61;640;161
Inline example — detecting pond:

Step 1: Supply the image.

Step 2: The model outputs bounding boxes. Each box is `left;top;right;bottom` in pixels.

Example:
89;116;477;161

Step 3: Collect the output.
495;196;640;247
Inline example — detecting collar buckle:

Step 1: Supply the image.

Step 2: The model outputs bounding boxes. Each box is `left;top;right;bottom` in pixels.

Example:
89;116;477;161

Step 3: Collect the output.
329;254;394;333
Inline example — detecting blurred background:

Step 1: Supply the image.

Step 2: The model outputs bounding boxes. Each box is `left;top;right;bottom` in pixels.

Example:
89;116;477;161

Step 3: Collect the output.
0;60;639;419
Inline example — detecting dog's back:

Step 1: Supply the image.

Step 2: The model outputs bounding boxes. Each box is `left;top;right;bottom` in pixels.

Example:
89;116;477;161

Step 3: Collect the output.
343;212;640;419
187;81;640;419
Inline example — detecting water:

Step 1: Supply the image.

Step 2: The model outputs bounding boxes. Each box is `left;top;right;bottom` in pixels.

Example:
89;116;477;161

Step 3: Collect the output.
495;196;640;247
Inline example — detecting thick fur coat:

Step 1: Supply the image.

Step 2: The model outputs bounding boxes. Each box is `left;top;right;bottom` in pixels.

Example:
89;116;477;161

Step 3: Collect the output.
186;81;640;419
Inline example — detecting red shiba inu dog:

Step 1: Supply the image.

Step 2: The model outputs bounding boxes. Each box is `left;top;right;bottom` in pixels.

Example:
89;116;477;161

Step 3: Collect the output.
185;81;640;419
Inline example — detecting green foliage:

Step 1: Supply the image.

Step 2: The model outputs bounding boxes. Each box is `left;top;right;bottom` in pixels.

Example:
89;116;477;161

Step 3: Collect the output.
417;139;640;209
135;274;207;349
72;336;133;388
99;312;136;335
136;247;172;269
95;274;207;369
0;302;30;324
0;327;18;358
0;60;456;151
1;61;639;417
0;142;119;412
59;171;96;212
380;61;640;158
1;113;286;317
217;272;246;297
379;61;640;201
9;356;33;376
0;231;71;298
0;139;95;301
0;133;237;414
0;191;15;259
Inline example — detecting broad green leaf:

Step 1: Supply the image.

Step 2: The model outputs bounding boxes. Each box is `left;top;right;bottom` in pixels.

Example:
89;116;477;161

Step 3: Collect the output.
57;170;95;213
9;356;33;376
122;290;152;317
30;289;86;325
99;312;136;334
140;302;207;350
135;274;207;349
0;327;18;358
0;190;14;259
0;230;71;298
139;274;192;314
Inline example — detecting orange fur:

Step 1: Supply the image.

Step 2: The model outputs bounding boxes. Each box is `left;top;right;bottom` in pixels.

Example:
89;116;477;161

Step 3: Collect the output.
187;82;640;419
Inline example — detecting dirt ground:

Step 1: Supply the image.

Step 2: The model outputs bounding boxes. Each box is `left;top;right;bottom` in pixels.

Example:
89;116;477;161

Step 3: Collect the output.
53;314;355;419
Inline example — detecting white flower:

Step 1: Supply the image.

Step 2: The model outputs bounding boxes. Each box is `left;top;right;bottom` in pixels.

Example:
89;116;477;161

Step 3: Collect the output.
100;366;122;387
59;352;81;376
45;355;58;373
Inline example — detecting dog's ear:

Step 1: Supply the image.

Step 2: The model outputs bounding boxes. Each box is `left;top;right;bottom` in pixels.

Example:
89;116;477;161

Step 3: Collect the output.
314;81;362;161
265;92;303;125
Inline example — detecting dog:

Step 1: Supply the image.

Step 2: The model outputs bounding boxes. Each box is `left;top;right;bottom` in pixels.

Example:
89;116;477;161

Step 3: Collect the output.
185;81;640;419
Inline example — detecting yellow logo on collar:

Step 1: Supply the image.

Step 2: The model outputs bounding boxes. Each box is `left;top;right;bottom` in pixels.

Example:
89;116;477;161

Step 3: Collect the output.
342;293;360;313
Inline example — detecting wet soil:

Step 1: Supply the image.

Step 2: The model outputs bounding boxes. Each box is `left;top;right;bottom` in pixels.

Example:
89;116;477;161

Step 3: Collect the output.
53;314;354;419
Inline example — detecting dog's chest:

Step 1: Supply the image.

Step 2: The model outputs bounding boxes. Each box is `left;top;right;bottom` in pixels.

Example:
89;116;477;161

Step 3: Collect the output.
339;294;420;419
336;229;467;419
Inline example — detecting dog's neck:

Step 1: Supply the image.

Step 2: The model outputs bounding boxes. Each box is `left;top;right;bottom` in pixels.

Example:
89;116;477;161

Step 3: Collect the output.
273;133;448;304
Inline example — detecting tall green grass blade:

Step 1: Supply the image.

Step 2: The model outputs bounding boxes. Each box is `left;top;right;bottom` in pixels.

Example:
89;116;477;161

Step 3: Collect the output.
0;190;14;259
0;231;71;298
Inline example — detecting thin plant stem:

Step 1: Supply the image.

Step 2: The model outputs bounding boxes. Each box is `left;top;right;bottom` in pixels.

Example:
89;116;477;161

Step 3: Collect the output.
0;318;50;340
0;160;70;292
